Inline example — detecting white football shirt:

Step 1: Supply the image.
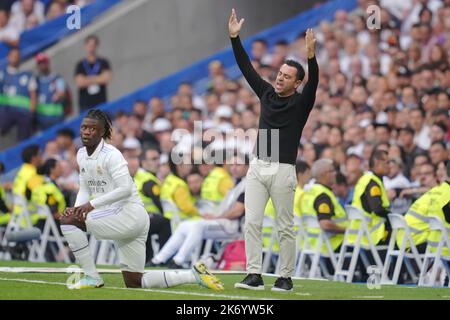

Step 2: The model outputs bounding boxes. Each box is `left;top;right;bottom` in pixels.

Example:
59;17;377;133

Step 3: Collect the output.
76;139;142;209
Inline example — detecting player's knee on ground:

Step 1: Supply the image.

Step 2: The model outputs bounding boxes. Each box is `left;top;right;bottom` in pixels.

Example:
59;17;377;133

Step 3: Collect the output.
60;214;87;232
122;271;143;288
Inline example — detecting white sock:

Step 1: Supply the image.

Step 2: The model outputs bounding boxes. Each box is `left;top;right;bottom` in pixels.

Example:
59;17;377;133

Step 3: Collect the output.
141;270;197;288
61;225;100;279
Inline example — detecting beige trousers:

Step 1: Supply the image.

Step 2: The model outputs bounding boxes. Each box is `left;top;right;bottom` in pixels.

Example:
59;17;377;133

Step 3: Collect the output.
244;158;297;277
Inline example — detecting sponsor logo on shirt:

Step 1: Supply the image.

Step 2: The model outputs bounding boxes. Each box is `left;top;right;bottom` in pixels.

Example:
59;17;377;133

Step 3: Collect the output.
88;180;107;193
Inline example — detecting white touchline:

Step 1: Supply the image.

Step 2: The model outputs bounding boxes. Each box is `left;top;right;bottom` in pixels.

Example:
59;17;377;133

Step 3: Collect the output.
0;277;278;300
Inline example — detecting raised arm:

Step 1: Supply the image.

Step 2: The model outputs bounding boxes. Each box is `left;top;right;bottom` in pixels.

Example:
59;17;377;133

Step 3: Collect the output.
229;8;270;98
301;29;319;111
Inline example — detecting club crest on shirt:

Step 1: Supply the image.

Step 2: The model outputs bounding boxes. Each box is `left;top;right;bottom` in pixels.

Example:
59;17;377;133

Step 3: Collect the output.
97;166;103;175
81;168;85;173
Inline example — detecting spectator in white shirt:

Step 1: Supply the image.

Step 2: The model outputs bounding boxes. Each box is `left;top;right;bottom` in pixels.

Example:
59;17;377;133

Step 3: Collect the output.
10;0;45;32
0;8;19;46
384;157;411;190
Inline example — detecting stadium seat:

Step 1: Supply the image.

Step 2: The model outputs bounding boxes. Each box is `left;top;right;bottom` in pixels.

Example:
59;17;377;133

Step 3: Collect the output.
0;194;41;261
34;204;71;263
418;217;450;287
295;214;337;279
334;205;384;283
262;214;278;273
381;213;423;285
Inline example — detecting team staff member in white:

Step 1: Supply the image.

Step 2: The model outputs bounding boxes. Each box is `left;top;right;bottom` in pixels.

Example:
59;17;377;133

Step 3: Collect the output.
61;109;223;291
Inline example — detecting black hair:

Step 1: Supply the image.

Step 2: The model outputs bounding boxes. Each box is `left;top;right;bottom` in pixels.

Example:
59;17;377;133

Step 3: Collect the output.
433;121;448;133
295;160;310;175
38;158;57;176
284;59;305;81
21;145;40;164
85;109;113;140
253;38;268;46
432;108;449;117
369;149;388;168
168;150;193;178
56;128;75;140
335;171;347;185
188;166;202;176
139;147;161;164
8;45;19;54
430;140;446;150
413;152;431;163
275;40;289;47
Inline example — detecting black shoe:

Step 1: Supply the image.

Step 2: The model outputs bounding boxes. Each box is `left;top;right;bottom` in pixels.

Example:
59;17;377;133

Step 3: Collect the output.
271;277;293;292
234;274;265;290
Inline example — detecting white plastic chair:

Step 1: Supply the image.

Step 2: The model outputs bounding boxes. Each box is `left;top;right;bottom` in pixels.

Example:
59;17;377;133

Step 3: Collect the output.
380;213;423;285
262;215;278;273
0;194;41;261
418;216;450;287
34;205;71;263
296;215;338;279
334;205;384;283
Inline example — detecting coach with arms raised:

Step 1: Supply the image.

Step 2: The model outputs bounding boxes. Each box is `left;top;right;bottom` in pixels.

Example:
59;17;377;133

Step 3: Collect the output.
229;9;318;291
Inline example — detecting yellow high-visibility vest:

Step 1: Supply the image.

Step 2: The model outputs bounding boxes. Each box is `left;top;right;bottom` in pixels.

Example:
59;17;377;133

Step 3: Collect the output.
348;172;389;247
300;183;348;253
134;169;161;214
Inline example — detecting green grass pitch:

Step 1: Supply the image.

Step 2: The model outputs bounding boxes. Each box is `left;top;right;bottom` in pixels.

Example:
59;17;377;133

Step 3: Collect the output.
0;260;449;300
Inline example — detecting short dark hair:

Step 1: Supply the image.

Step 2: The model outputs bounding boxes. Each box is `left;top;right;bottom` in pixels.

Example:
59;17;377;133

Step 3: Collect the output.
8;46;19;54
431;140;446;150
433;121;448;133
253;38;267;46
295;160;310;175
38;158;57;176
336;172;347;185
56;128;75;140
284;59;305;81
369;149;388;168
21;145;40;164
85;34;99;45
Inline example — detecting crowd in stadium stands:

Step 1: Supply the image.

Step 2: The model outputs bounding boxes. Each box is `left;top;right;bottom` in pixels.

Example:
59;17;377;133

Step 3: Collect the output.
0;0;449;280
0;2;111;140
0;0;94;45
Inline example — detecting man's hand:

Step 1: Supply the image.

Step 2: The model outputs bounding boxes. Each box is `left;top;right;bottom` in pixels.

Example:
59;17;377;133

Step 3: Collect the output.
63;207;75;216
305;28;316;59
72;202;95;222
229;8;244;38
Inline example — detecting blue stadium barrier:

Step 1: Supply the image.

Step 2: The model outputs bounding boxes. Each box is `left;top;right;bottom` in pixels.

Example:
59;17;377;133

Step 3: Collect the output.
0;0;122;68
0;0;357;173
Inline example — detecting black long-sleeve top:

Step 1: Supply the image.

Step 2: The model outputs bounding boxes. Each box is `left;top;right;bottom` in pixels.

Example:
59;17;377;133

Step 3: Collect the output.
231;36;319;164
